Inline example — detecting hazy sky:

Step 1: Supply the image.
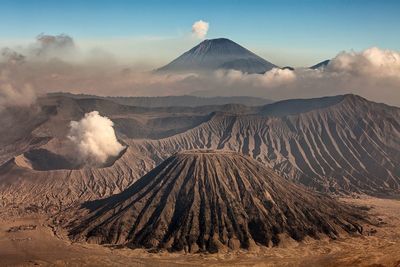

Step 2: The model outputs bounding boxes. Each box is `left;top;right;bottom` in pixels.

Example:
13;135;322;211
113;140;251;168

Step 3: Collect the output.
1;0;400;67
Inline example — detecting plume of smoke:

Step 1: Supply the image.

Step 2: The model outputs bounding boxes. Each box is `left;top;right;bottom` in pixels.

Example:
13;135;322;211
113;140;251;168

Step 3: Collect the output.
192;20;209;39
67;111;124;166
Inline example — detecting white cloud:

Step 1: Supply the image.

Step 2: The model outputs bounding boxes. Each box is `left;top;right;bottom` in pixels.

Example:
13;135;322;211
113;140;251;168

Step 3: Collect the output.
259;68;296;86
215;67;296;87
192;20;209;39
206;47;400;105
328;47;400;78
68;111;124;166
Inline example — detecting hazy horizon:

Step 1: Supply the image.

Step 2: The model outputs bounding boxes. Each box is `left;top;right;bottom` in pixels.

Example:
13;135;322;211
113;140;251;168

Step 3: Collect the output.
1;0;400;107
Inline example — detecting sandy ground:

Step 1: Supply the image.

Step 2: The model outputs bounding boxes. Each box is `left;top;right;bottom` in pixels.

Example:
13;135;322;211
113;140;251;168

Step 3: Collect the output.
1;197;399;267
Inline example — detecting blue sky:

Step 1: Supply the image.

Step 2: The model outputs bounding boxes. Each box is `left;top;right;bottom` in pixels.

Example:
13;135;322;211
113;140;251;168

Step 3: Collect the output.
1;0;399;66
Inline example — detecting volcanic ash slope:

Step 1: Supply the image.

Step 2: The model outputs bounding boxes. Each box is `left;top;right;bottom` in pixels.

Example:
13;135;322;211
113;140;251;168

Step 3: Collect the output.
68;150;366;253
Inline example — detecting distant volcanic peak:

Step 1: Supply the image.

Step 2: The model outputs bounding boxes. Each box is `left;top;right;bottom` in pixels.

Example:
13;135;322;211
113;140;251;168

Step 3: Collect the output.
310;59;331;69
189;38;252;56
70;150;365;253
157;38;276;74
202;38;236;44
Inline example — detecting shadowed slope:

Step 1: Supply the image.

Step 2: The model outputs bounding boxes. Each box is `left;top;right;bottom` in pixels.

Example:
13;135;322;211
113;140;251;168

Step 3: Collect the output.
68;150;366;253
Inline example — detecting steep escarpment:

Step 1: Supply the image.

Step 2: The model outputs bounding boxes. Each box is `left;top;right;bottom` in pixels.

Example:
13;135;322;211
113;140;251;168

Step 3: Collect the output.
67;150;366;253
129;95;400;194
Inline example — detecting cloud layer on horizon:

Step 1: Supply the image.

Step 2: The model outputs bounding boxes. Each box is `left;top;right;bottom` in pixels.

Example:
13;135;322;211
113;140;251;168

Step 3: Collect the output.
208;47;400;105
0;34;399;108
328;47;400;77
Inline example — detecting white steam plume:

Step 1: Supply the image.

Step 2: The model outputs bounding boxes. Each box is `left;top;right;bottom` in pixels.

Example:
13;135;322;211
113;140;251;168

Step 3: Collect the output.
68;111;124;166
192;20;209;39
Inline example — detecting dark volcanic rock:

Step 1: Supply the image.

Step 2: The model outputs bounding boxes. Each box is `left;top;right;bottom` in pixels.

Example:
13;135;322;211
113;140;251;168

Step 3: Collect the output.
68;150;366;253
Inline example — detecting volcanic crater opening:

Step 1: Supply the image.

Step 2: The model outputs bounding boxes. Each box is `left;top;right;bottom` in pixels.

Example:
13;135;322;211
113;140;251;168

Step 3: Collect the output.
16;146;128;171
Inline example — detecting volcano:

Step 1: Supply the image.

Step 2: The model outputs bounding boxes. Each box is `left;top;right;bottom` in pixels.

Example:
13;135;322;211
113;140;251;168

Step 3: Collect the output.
157;38;276;74
310;59;330;69
68;150;365;253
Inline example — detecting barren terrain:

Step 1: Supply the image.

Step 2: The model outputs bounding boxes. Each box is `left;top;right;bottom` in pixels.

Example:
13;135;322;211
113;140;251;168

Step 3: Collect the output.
1;94;399;213
1;93;399;266
1;197;399;266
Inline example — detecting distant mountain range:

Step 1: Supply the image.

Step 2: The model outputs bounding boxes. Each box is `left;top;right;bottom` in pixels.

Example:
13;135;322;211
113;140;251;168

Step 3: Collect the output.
157;38;276;74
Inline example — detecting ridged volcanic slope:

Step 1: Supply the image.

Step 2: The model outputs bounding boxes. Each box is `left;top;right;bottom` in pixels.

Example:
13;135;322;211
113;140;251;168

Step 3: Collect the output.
129;95;400;195
68;150;365;253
